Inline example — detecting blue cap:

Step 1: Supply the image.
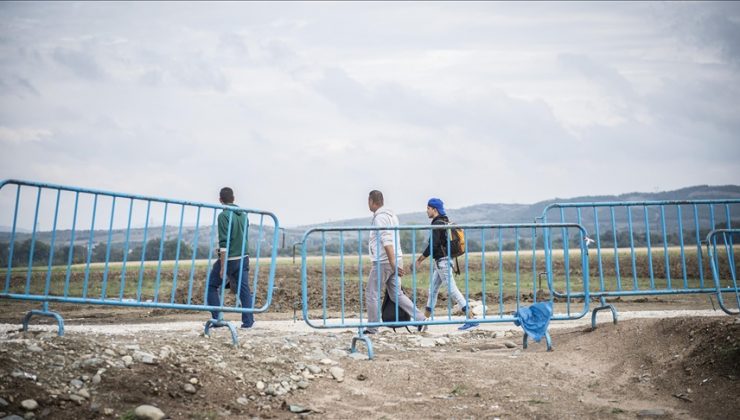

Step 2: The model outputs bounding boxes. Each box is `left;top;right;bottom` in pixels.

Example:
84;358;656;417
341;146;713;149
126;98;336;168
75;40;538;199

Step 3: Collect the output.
427;198;446;216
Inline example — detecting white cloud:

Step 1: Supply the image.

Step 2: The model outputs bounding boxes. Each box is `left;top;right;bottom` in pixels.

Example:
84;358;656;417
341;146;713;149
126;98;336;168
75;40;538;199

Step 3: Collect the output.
0;126;52;144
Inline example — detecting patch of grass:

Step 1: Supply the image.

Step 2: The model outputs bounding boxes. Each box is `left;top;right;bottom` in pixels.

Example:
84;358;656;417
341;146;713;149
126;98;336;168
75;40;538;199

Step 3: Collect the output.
451;384;466;396
189;412;219;420
612;407;625;414
120;411;136;420
527;399;548;404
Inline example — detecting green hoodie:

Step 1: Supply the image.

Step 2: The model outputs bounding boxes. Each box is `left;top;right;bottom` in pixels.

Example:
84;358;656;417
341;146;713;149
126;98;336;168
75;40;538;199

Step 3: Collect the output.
218;204;249;259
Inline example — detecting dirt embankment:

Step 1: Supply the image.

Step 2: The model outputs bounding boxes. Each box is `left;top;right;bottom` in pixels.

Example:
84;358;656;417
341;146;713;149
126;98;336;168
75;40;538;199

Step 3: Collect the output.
0;316;738;419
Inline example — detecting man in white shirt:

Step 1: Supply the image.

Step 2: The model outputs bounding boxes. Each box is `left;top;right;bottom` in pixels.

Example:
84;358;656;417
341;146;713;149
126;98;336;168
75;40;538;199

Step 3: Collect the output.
364;190;426;334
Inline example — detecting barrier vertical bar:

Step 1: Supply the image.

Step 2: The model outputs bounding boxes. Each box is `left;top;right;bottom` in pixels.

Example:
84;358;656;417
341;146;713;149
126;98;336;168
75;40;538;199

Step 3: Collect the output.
251;214;265;308
531;226;537;301
726;231;740;310
119;198;134;300
542;213;552;296
560;208;571;314
202;209;217;308
358;230;364;325
543;223;553;295
593;206;605;291
4;185;21;293
235;206;249;310
724;232;738;287
101;196;117;300
63;192;80;298
693;204;704;288
515;227;520;310
44;190;62;296
498;228;504;317
660;205;671;289
576;207;588;316
170;204;186;304
339;231;345;324
25;187;42;295
375;226;382;324
394;227;401;323
428;225;435;320
321;231;327;326
463;228;470;319
627;206;638;290
644;206;655;289
410;228;418;310
187;206;202;305
480;228;487;319
136;201;152;302
82;194;98;299
725;205;736;285
219;211;234;313
677;205;688;288
153;202;169;302
726;204;733;229
565;225;572;316
610;207;622;290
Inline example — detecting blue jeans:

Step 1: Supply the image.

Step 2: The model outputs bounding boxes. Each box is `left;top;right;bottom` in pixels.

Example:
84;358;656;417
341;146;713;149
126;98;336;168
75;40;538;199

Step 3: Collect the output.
207;256;254;327
426;258;468;313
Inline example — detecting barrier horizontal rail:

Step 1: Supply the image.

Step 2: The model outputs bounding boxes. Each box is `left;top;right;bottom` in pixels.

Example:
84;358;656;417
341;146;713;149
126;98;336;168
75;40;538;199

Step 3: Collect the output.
707;229;739;315
0;179;280;345
300;223;590;359
537;199;740;328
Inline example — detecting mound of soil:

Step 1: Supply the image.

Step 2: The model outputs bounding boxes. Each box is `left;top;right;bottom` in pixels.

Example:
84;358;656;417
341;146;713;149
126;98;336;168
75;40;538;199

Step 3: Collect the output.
0;315;737;419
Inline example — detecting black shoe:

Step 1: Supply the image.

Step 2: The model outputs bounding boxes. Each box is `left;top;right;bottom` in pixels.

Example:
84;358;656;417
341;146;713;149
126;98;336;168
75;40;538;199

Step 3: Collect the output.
362;329;377;335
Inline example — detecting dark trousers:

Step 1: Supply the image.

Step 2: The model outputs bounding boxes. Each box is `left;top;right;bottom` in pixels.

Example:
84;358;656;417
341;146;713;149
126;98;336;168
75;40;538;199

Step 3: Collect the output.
207;256;254;327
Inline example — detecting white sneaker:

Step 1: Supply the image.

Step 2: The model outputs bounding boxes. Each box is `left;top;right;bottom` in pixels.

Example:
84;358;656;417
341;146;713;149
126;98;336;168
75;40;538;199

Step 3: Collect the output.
417;318;429;333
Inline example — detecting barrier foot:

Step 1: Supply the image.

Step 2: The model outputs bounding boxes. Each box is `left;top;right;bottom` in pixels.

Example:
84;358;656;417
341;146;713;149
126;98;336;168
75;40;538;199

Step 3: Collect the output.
522;331;553;351
351;330;374;360
591;298;618;330
22;303;64;336
204;318;239;347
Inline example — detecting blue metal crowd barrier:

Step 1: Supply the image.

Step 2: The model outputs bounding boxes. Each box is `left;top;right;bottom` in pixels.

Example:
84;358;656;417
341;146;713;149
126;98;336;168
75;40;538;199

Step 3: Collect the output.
537;199;740;328
0;179;280;345
300;223;590;359
707;229;739;315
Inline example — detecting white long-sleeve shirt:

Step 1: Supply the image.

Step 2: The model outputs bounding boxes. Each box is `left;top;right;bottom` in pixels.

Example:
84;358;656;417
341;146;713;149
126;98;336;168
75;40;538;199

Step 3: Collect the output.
368;207;403;262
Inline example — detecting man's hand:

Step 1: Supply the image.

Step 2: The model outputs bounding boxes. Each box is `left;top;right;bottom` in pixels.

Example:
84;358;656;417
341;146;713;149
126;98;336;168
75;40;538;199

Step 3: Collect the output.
383;243;405;276
414;257;425;271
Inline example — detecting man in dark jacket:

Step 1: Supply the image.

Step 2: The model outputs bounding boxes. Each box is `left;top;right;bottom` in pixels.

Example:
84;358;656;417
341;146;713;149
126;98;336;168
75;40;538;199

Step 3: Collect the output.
414;198;478;331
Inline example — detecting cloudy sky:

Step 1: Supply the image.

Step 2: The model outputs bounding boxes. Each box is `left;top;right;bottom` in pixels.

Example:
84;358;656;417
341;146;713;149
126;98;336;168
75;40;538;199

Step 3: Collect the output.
1;1;739;227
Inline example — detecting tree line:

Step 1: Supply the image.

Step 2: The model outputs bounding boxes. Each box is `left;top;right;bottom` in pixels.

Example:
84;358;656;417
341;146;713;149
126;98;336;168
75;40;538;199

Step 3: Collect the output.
1;226;722;267
0;238;238;267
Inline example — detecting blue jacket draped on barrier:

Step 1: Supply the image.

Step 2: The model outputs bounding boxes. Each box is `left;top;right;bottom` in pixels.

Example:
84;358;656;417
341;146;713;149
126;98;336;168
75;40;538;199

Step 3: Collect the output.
514;301;553;342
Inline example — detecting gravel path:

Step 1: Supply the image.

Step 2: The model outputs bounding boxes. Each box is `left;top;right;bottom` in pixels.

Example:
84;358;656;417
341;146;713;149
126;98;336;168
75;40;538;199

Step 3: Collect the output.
0;309;725;336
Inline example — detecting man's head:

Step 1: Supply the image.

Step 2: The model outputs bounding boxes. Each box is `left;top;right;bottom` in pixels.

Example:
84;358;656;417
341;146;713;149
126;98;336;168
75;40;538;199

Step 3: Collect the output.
368;190;384;212
427;197;446;218
219;187;235;204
